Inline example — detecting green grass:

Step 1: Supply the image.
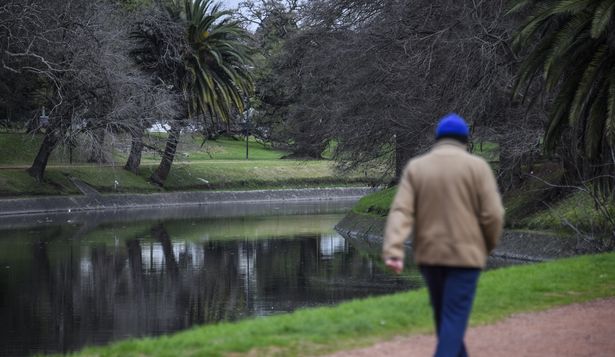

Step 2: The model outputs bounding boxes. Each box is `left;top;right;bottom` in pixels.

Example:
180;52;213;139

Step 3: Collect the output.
140;160;373;191
0;160;374;197
132;135;289;163
186;136;287;160
0;166;160;197
351;141;501;218
64;252;615;357
471;141;499;162
0;133;380;196
0;133;44;165
349;159;613;236
0;169;80;196
352;186;397;216
522;190;615;233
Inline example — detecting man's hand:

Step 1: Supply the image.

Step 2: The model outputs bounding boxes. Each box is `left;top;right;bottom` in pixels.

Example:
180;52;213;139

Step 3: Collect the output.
384;257;404;274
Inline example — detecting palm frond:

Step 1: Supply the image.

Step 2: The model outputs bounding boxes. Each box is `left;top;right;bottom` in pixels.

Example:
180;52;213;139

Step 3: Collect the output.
585;82;608;159
543;12;591;79
544;76;579;151
552;0;597;15
591;0;615;38
545;31;594;91
512;29;560;98
512;2;559;50
607;66;615;145
507;0;536;15
568;45;607;127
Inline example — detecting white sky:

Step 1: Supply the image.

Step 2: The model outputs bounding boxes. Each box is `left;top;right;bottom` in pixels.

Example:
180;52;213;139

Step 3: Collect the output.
221;0;242;10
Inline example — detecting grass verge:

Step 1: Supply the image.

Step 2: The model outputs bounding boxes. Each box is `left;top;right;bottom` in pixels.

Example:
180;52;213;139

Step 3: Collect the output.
65;252;615;357
0;133;382;196
521;190;615;233
0;161;376;197
352;178;613;235
351;186;397;216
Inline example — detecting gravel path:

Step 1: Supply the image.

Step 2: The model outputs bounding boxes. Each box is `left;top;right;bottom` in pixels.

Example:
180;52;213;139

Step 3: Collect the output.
327;298;615;357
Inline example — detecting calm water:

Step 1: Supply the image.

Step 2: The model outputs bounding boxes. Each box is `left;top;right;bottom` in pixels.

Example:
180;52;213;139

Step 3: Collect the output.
0;201;421;356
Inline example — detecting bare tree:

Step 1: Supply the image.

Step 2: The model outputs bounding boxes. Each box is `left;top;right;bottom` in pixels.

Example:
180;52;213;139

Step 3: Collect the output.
0;0;174;181
264;0;543;178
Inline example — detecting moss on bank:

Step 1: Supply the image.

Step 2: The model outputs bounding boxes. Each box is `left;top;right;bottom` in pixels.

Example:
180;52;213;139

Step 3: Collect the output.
64;252;615;357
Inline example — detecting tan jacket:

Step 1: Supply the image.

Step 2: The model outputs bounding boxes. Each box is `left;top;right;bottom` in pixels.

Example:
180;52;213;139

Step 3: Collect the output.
383;139;504;268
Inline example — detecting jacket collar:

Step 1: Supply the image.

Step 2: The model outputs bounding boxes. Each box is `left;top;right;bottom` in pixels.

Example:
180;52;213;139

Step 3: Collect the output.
432;138;468;151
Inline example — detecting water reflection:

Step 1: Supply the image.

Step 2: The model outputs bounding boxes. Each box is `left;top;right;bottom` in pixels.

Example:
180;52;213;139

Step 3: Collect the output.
0;209;419;356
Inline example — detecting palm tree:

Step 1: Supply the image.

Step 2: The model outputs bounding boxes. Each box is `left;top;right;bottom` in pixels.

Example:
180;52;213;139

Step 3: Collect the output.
510;0;615;191
129;0;254;185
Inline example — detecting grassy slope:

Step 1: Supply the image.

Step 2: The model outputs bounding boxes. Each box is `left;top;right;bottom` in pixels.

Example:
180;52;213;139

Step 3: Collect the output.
351;186;397;216
352;182;613;233
521;190;615;232
351;142;612;233
0;133;379;196
66;252;615;357
350;141;499;217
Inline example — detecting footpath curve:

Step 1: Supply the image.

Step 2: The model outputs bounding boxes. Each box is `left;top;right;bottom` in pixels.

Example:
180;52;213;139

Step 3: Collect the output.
327;298;615;357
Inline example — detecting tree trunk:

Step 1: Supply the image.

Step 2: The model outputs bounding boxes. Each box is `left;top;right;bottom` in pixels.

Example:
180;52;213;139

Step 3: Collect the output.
150;121;181;186
88;129;107;163
27;131;59;182
498;145;521;192
126;239;144;291
151;224;178;276
394;132;414;180
124;129;144;174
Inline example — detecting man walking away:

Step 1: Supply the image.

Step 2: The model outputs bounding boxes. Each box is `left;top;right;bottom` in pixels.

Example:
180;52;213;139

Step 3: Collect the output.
382;113;504;357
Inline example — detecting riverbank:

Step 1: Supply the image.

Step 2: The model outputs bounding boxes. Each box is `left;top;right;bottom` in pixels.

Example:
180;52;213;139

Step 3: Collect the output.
63;252;615;357
334;212;611;262
0;187;374;217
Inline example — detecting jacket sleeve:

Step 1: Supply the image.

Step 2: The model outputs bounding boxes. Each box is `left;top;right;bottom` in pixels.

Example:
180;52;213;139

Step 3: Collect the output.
478;161;505;253
383;164;415;260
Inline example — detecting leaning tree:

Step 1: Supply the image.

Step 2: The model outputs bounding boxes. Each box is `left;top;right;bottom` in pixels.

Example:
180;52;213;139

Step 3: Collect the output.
130;0;254;186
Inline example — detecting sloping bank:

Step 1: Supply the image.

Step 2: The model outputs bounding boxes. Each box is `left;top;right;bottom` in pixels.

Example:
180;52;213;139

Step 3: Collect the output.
335;212;609;262
65;252;615;357
0;187;374;217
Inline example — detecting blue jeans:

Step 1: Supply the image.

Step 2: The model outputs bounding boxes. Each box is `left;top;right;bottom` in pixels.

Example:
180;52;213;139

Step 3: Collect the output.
420;265;481;357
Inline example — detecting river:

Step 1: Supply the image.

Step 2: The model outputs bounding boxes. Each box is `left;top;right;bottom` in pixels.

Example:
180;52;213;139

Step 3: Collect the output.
0;200;421;356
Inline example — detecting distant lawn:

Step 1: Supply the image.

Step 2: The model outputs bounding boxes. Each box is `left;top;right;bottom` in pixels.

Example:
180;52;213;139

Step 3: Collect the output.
0;132;386;196
66;252;615;357
0;133;48;165
141;160;374;191
0;169;80;196
0;160;376;197
0;132;288;166
185;136;287;160
135;135;289;163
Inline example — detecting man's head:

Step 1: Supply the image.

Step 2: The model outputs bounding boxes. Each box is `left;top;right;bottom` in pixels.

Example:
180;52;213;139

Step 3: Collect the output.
435;113;469;143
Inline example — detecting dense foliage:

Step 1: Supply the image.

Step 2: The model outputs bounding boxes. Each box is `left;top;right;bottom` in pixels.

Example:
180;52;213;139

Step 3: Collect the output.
511;0;615;194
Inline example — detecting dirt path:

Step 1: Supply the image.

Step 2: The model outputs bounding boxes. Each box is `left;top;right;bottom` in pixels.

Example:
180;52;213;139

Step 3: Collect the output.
327;298;615;357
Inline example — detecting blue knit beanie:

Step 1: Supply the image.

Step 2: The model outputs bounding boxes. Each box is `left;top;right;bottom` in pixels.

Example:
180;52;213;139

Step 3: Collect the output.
435;113;469;140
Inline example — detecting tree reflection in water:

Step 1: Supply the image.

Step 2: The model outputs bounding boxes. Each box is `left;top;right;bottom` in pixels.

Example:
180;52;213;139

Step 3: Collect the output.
0;214;418;356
